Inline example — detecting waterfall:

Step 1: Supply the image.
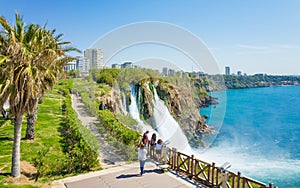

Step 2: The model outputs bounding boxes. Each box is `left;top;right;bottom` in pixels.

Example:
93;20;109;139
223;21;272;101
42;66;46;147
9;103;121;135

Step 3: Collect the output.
121;92;127;115
127;83;193;154
151;86;193;154
128;84;155;132
128;84;142;122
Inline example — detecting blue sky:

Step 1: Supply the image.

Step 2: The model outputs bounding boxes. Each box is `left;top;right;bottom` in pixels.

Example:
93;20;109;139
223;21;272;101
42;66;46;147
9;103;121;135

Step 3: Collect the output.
1;0;300;75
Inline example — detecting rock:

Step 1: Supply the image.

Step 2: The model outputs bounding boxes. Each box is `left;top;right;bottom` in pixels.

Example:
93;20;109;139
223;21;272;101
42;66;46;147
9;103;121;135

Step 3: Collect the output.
154;80;214;142
100;77;215;146
140;83;154;119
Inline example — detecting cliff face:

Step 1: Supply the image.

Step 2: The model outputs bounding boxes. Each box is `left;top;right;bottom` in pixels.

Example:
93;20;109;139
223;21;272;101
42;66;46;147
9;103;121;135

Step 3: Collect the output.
99;88;123;114
100;78;214;148
154;81;213;146
139;83;154;120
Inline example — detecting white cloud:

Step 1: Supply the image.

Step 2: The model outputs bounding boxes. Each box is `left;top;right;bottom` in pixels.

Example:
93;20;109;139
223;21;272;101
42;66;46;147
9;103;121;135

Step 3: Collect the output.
238;44;269;50
238;44;300;50
236;44;300;55
275;44;300;49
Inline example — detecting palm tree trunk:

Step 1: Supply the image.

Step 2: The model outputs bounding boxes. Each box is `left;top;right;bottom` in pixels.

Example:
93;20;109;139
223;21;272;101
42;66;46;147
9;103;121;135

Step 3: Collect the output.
25;98;38;140
11;115;23;178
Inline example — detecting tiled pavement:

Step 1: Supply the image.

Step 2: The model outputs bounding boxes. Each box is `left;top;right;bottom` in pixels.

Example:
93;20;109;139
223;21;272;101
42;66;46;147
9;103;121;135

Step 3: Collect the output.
52;161;203;188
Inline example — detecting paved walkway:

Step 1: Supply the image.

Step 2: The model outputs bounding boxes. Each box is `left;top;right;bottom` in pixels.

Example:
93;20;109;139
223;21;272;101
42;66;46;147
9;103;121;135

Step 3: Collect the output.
51;93;203;187
53;161;203;188
70;93;125;168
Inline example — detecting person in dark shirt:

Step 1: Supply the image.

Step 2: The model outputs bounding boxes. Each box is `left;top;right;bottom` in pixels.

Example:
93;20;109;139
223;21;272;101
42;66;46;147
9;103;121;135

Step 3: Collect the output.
149;133;156;159
142;130;149;147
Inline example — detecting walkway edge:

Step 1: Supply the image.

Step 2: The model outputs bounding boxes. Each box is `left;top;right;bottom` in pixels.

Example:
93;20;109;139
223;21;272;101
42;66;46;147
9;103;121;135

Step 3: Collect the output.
51;163;140;188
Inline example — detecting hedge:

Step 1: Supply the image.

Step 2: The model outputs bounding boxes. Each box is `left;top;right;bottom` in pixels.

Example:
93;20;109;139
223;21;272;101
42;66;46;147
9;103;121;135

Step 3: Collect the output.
98;110;140;146
59;81;99;173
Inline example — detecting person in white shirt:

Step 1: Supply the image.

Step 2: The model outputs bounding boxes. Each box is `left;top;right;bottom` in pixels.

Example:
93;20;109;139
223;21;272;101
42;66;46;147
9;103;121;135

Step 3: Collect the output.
138;144;147;176
156;139;163;162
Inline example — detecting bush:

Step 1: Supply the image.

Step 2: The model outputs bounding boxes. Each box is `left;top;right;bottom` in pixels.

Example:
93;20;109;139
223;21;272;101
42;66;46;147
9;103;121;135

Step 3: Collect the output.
58;80;100;173
98;110;140;146
32;147;50;181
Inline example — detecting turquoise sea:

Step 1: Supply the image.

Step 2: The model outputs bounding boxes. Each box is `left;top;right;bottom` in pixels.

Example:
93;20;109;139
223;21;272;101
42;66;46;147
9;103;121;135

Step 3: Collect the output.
200;86;300;188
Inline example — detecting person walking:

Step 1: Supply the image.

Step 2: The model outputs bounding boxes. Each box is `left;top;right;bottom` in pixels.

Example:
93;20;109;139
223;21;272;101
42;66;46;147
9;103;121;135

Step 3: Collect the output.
138;144;147;176
142;130;149;147
149;133;157;159
156;139;163;162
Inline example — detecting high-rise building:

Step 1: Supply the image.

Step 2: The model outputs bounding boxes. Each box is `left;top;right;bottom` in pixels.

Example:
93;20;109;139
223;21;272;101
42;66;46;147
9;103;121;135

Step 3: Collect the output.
237;71;242;76
75;56;81;70
84;48;104;69
162;67;168;76
112;64;120;68
121;62;134;68
168;69;175;76
225;66;230;75
76;56;90;75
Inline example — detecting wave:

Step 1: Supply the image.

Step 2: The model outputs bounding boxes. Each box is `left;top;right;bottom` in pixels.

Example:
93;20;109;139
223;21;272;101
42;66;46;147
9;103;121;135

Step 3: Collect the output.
194;135;300;187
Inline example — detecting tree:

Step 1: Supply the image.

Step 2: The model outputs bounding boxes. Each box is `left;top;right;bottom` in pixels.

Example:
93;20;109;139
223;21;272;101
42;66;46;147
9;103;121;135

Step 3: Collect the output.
0;13;78;177
24;24;80;140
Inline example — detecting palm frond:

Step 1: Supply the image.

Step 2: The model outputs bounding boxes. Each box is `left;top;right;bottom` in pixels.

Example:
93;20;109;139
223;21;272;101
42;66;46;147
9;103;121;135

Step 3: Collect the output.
15;12;25;43
0;16;11;33
63;46;82;53
0;55;8;64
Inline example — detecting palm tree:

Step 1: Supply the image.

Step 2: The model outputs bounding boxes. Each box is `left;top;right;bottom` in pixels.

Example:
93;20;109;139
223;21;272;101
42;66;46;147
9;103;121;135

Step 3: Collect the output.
0;13;78;177
25;25;79;140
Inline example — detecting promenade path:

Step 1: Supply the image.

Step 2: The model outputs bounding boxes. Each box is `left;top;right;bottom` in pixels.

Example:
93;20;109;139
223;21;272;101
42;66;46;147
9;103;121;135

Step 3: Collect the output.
53;161;203;188
51;93;204;187
70;93;125;168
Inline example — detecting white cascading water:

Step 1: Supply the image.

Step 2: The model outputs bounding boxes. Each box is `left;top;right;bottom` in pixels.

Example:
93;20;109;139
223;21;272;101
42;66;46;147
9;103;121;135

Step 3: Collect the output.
128;84;142;123
121;92;127;115
126;83;193;154
151;86;193;154
128;84;156;132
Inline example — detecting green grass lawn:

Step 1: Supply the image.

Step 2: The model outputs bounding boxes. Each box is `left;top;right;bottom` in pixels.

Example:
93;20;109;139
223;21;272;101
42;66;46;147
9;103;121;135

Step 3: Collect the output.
0;89;67;187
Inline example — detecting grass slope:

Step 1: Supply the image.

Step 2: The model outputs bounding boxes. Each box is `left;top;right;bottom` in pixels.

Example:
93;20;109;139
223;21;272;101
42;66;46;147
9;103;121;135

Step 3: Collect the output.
0;88;67;187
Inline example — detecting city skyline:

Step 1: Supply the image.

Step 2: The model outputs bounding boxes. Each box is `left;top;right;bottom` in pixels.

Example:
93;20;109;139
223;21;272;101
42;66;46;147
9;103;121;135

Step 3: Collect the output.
2;1;300;75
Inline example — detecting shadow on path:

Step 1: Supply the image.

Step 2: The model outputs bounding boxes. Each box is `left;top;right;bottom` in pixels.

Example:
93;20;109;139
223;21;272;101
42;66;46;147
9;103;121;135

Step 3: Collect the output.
116;169;164;179
116;174;139;179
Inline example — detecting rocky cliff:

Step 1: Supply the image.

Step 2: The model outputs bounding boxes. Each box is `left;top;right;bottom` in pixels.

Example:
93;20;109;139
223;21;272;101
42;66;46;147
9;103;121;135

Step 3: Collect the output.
96;73;215;148
122;77;215;147
154;80;214;147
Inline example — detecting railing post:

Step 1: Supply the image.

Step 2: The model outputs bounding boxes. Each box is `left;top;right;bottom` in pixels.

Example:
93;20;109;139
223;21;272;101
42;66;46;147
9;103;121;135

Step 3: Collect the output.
269;183;273;188
166;146;170;164
211;162;215;186
237;172;241;188
172;148;177;170
216;167;219;187
207;163;211;183
232;173;235;188
170;148;173;168
189;155;194;179
176;151;180;172
242;177;246;188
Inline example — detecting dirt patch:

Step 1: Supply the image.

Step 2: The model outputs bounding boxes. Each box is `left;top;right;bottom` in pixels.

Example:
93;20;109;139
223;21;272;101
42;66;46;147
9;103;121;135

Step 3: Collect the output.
3;164;51;187
4;161;37;186
21;161;37;178
5;175;32;185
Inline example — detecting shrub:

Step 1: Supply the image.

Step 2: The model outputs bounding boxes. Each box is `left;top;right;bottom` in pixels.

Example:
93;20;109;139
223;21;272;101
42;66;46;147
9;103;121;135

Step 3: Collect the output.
32;147;50;181
58;80;100;173
98;110;140;146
